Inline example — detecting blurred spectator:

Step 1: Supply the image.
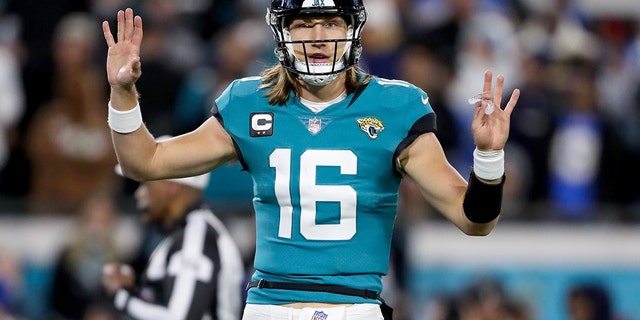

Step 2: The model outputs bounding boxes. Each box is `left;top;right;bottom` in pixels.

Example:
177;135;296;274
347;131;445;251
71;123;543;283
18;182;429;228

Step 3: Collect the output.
502;143;533;218
613;21;640;212
514;0;599;98
406;0;479;72
423;294;459;320
395;42;458;154
181;0;240;41
132;9;187;136
80;304;120;320
457;277;510;319
0;46;25;189
596;19;636;125
24;12;117;214
173;17;267;217
506;50;557;205
624;20;640;77
5;0;90;119
503;300;534;320
359;0;405;79
174;16;270;134
0;251;24;319
88;0;131;22
4;1;92;198
595;28;640;217
48;191;124;320
0;3;25;197
625;86;640;206
456;278;532;320
566;283;613;320
547;60;605;219
423;277;532;320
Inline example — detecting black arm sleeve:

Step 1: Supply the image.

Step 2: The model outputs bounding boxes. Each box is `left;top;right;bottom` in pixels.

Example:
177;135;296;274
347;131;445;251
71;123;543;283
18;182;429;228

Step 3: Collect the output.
462;171;505;223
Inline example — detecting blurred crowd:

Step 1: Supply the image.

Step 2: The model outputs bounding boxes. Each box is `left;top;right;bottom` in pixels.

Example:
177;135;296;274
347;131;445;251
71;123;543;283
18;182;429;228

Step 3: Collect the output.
419;278;622;320
0;0;639;318
0;0;639;220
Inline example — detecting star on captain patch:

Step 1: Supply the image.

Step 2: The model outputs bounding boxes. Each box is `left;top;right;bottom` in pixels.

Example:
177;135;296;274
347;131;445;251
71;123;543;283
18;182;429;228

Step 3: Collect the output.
307;117;322;134
356;117;385;139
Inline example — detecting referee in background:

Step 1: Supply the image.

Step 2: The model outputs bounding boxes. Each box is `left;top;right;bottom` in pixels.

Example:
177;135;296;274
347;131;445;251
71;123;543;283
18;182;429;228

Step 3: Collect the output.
102;136;245;320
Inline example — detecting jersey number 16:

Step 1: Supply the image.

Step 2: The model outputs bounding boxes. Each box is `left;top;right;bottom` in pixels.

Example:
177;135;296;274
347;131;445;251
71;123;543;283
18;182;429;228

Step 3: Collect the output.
270;148;357;241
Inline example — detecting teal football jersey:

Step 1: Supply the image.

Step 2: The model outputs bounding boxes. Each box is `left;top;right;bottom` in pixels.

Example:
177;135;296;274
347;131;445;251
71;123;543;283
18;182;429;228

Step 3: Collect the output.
214;76;436;304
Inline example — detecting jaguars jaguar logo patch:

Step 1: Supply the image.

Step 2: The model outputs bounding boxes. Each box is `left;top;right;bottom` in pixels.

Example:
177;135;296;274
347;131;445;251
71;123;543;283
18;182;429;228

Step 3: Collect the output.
357;117;385;139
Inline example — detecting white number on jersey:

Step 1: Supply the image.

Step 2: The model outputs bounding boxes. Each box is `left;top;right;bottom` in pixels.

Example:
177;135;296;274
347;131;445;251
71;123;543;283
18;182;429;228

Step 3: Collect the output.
270;149;357;240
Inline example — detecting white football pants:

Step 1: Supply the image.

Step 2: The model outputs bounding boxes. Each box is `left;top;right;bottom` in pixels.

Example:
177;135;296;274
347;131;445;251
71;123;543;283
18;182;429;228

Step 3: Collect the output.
242;303;384;320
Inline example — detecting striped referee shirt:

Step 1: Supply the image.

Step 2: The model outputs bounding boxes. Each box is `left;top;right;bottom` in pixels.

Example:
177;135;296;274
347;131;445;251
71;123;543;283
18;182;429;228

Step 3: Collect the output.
113;204;244;320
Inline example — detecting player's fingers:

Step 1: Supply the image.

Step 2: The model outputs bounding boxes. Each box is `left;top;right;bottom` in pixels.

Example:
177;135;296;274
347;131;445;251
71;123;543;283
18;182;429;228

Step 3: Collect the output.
482;70;493;99
102;21;115;47
132;15;144;46
503;89;520;116
116;10;124;42
472;98;487;123
494;74;504;108
129;56;141;75
124;8;135;42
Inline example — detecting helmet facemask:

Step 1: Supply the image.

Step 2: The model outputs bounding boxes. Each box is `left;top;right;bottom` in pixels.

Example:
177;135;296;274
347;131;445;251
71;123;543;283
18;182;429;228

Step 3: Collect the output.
266;2;367;86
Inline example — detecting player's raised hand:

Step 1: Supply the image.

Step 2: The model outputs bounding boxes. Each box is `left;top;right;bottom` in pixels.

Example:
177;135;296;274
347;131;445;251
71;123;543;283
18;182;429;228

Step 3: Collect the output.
102;8;143;90
470;70;520;151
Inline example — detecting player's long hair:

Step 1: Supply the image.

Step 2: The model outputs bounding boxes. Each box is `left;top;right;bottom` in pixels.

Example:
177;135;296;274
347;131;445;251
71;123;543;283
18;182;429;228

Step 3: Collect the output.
260;65;370;106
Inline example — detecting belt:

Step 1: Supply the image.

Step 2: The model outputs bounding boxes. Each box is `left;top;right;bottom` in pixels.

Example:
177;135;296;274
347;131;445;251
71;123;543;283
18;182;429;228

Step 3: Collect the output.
245;279;380;300
246;279;393;320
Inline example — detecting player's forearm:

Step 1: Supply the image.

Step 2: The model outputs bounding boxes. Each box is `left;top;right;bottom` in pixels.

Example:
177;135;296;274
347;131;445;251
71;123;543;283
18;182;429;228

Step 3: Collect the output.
111;128;160;181
430;185;499;236
108;85;160;181
458;171;504;236
458;147;506;233
458;213;499;236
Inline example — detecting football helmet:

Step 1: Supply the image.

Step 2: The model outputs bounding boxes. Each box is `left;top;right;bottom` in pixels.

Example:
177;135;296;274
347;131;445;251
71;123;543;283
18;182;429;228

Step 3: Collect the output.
266;0;367;86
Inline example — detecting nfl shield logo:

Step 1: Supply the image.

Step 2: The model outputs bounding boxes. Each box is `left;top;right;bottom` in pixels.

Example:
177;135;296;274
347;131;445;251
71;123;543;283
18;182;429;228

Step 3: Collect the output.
311;311;328;320
308;117;322;134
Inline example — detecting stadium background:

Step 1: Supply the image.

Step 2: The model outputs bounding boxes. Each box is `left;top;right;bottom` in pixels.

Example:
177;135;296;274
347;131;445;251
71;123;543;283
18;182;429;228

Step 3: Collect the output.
0;0;639;319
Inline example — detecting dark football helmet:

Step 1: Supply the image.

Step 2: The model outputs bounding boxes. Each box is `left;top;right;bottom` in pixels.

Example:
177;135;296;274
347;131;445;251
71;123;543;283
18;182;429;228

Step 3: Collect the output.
266;0;367;85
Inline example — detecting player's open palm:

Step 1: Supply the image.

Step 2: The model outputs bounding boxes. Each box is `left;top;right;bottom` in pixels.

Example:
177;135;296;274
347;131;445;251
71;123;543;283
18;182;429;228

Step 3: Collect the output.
471;70;520;151
102;8;143;89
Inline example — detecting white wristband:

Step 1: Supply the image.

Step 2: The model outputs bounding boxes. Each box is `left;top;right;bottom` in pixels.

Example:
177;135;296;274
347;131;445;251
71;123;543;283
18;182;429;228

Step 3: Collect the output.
108;101;142;133
472;148;504;180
